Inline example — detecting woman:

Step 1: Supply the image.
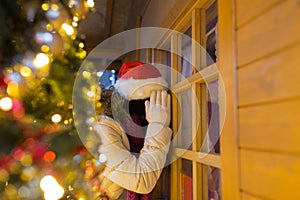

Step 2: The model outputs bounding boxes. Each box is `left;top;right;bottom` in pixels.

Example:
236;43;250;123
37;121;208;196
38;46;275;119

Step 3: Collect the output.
94;62;172;200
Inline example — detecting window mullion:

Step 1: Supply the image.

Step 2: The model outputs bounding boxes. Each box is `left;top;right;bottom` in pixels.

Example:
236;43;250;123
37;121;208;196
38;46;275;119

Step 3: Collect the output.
192;7;208;200
170;33;182;200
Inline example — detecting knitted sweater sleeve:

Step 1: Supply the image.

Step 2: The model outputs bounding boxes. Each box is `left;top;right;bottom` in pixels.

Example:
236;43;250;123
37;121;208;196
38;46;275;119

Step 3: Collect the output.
94;119;172;199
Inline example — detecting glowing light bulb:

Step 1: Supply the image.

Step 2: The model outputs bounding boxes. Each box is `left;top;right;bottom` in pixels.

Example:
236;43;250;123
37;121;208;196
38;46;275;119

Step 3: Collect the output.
87;0;95;8
40;175;64;200
51;4;59;11
62;24;74;36
43;186;64;200
40;175;57;191
41;45;50;53
46;24;53;31
41;3;50;11
7;82;19;97
0;97;13;111
72;21;78;27
51;114;62;123
73;16;79;22
33;53;50;68
43;151;56;162
79;42;84;48
20;66;32;77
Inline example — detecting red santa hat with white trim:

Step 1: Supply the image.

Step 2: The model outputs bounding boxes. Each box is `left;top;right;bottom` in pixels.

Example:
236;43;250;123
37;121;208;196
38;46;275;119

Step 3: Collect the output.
115;61;168;100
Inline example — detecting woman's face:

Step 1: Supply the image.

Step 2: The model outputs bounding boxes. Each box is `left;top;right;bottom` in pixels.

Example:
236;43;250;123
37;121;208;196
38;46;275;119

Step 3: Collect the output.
128;99;149;127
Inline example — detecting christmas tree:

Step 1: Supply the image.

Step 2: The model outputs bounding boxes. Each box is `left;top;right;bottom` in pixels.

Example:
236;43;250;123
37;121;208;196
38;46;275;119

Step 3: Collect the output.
0;0;103;199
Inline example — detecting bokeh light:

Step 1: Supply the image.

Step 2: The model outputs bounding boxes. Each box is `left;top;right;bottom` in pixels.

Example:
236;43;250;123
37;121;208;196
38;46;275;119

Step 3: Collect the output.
51;114;62;123
6;82;19;97
41;3;50;11
40;175;64;200
33;53;50;68
20;66;32;77
43;151;56;162
62;23;74;35
0;0;97;199
87;0;95;8
0;96;13;111
79;42;84;48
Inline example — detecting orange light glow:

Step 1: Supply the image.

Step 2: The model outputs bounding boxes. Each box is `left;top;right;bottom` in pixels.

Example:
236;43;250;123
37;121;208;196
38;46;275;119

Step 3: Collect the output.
43;151;56;162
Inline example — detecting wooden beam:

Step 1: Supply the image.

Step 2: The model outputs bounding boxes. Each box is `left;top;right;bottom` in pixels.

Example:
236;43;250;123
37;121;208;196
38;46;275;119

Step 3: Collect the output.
218;0;240;198
160;0;215;32
156;0;215;51
170;65;219;94
174;148;221;169
192;8;206;200
170;33;181;200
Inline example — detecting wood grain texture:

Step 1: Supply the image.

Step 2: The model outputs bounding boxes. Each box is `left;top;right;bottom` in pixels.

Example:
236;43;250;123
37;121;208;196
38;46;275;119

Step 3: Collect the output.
238;44;300;106
240;192;263;200
236;0;281;28
239;99;300;154
240;149;300;199
218;0;240;198
237;0;300;66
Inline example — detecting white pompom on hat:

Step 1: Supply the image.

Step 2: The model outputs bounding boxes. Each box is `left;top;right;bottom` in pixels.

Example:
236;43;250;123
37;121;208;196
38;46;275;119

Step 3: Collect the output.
114;61;168;100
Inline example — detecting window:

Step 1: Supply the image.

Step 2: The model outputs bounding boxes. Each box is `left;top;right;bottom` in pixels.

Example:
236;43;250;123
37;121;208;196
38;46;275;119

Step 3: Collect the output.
153;0;221;199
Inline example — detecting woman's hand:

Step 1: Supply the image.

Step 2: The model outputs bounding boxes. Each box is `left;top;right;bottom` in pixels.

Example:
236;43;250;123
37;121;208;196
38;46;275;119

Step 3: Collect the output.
145;90;171;127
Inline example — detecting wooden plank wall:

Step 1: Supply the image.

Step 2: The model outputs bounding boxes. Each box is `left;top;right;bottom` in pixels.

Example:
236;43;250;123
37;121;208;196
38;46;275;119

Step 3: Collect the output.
218;0;240;198
236;0;300;199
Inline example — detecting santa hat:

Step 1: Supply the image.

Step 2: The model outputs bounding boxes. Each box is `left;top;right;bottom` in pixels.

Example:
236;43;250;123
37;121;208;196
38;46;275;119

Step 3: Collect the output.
114;61;168;100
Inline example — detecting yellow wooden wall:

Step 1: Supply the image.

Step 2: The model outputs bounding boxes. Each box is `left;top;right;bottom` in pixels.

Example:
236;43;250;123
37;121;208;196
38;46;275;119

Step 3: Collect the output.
220;0;300;199
142;0;300;198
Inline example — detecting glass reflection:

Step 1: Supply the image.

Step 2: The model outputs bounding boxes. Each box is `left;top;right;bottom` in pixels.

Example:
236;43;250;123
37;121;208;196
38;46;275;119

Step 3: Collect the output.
180;90;193;150
181;159;193;200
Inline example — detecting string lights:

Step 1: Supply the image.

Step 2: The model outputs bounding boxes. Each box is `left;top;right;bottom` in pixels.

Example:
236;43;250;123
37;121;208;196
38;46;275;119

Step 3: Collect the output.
0;0;101;199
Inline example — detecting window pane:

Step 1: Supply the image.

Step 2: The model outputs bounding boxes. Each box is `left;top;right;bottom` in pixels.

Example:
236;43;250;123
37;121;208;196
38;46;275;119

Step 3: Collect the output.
198;80;220;154
180;90;193;150
206;0;218;66
181;27;192;79
153;48;171;88
207;166;221;200
181;159;193;200
207;80;220;154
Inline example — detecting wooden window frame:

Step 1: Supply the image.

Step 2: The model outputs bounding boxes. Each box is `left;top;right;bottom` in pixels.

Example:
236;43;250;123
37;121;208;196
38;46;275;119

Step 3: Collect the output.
150;0;226;199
